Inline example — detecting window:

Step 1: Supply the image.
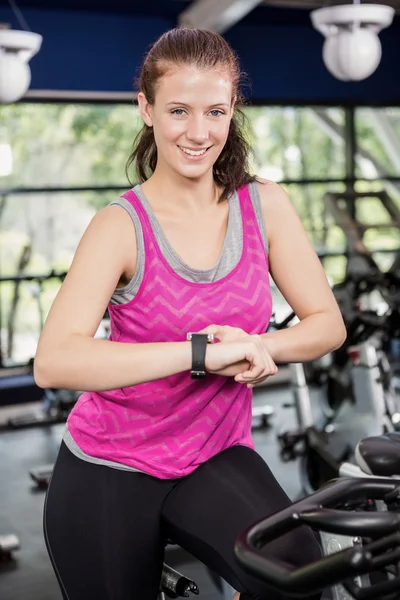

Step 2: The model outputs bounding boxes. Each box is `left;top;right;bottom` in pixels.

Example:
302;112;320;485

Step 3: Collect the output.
355;107;400;178
0;102;141;364
1;102;397;364
244;106;345;181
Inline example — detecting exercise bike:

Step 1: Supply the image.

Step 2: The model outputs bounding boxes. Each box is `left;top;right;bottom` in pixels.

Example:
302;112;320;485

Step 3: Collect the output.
277;307;400;495
160;431;400;600
235;469;400;600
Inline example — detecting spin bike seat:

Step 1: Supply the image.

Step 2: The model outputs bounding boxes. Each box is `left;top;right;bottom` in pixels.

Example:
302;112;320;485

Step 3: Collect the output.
355;433;400;476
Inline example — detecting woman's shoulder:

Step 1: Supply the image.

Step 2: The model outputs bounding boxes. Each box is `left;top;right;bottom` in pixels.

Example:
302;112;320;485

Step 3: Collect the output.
88;202;138;247
250;178;298;234
248;177;289;206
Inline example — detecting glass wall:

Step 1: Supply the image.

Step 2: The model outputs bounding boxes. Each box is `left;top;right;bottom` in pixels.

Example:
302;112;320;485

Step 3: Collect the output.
353;108;400;274
0;102;399;364
355;107;400;178
245;106;345;181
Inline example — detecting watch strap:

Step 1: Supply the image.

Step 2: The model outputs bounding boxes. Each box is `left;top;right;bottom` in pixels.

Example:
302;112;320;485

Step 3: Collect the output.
190;334;208;379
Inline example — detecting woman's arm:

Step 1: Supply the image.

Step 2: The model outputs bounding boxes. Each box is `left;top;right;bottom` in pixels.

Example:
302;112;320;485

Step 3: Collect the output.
258;181;347;363
34;205;193;392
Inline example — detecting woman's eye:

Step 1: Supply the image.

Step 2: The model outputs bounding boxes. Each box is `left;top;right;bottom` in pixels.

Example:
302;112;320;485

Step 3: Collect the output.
171;108;225;117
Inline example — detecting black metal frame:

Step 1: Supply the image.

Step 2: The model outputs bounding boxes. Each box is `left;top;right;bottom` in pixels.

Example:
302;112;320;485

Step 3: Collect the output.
344;107;357;217
235;476;400;598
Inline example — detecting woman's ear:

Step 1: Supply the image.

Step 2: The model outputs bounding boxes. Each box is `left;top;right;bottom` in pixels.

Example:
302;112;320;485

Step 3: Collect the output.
138;91;153;127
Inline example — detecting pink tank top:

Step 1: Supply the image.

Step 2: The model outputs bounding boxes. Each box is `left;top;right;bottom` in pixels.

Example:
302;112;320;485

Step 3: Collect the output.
67;184;272;479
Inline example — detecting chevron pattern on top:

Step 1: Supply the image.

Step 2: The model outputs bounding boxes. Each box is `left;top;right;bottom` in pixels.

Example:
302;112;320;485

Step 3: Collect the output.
68;184;273;479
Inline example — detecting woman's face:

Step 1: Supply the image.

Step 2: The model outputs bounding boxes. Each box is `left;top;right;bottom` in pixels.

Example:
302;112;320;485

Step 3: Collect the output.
138;64;235;181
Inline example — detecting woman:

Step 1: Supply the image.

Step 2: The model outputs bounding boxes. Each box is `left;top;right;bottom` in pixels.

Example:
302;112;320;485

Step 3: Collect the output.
35;27;346;600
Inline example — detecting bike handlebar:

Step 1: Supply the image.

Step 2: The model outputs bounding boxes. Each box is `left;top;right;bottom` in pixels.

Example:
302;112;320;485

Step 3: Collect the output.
298;507;400;537
234;477;400;599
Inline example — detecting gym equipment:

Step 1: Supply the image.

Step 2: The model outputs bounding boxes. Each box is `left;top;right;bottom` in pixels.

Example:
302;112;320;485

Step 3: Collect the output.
322;187;400;360
277;295;400;494
29;464;53;489
158;539;234;599
160;431;400;600
248;309;300;430
341;431;400;481
278;340;395;494
328;308;399;425
235;474;400;600
2;273;80;431
159;560;199;599
249;311;287;429
323;189;400;282
0;533;20;562
251;404;275;429
326;267;400;421
0;270;67;370
6;387;79;430
159;433;400;600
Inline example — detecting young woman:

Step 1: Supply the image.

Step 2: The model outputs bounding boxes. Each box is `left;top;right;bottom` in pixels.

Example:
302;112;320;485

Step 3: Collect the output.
35;27;346;600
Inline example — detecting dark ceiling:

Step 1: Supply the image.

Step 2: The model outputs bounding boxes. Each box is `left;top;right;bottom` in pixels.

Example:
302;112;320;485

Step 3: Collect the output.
0;0;399;25
1;0;400;13
0;0;190;17
0;0;310;27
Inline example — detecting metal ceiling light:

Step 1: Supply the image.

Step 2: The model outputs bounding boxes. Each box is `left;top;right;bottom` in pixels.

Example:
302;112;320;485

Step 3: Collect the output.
310;1;395;81
0;27;42;103
0;0;42;104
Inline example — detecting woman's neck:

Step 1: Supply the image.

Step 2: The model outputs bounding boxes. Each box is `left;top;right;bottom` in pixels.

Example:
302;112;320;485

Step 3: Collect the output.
141;168;221;214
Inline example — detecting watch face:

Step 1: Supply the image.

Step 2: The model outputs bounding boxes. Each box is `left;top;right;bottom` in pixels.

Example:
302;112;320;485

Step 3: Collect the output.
186;333;215;343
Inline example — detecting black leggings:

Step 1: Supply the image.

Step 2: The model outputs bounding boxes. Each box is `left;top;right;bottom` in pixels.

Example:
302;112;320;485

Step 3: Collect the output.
44;442;322;600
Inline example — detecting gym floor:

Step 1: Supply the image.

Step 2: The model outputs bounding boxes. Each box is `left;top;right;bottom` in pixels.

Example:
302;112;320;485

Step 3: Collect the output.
0;384;305;600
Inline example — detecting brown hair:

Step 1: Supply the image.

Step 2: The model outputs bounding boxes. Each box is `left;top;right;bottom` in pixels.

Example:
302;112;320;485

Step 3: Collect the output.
125;27;257;201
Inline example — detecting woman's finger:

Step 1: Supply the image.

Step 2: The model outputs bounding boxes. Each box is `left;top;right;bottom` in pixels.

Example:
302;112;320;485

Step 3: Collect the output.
197;324;226;341
197;324;249;344
235;361;265;382
234;346;278;384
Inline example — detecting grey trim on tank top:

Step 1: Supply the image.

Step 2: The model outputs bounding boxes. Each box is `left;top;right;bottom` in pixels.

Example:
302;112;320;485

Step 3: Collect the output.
63;180;269;473
63;425;143;473
109;180;268;305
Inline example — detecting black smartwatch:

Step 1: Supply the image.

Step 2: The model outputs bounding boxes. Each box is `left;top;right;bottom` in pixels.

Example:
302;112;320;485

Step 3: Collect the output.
186;333;214;379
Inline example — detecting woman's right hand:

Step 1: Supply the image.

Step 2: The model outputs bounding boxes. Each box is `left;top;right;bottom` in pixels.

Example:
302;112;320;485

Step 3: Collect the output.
205;336;278;387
